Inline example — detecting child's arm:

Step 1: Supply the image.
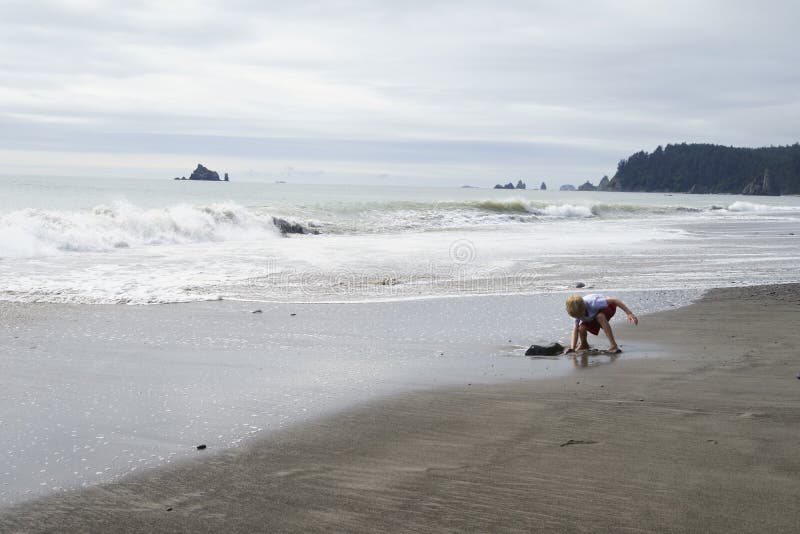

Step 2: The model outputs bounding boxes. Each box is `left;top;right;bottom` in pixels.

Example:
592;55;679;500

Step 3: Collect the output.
608;298;639;325
564;325;579;353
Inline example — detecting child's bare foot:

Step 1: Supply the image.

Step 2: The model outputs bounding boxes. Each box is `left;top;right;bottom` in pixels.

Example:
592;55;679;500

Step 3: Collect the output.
607;346;622;354
576;343;591;351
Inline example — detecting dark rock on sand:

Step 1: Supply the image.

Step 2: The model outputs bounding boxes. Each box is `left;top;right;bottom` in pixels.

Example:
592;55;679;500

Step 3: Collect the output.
560;439;598;447
196;444;207;450
575;282;586;288
525;342;565;356
252;310;262;314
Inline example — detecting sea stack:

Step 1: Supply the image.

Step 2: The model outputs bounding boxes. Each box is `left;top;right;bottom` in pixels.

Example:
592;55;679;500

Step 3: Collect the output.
188;164;221;181
741;169;779;196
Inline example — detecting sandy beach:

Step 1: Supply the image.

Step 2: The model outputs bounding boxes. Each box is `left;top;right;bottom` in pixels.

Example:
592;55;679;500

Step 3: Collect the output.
2;283;799;533
5;2;800;532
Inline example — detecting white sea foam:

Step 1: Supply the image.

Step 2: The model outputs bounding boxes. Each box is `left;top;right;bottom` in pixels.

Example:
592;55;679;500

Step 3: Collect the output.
0;201;280;258
1;187;799;305
531;203;594;218
725;201;793;213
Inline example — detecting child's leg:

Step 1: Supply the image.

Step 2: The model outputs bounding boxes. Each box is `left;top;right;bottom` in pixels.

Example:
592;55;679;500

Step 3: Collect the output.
577;324;590;350
595;312;620;352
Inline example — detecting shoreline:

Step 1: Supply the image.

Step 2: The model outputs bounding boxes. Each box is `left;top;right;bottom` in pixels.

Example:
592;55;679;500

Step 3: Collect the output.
2;283;800;532
0;287;697;509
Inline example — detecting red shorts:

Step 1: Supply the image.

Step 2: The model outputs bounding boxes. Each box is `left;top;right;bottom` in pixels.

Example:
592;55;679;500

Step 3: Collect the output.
581;304;617;335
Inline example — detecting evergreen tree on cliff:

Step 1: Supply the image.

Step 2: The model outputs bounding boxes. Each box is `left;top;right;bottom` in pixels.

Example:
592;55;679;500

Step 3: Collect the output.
605;143;800;194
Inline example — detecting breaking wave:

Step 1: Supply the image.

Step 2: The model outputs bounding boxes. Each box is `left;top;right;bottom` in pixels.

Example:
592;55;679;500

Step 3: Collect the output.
0;201;282;258
320;198;735;233
2;197;797;259
725;201;798;213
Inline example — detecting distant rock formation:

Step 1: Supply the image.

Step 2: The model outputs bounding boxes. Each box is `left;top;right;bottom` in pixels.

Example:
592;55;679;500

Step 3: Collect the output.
598;175;610;190
578;181;598;191
687;184;708;194
224;173;230;182
272;217;320;236
493;180;527;190
559;184;576;191
742;169;779;196
189;164;221;181
540;182;547;190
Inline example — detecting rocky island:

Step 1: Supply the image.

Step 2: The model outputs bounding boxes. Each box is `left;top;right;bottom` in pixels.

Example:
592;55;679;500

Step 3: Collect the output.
174;164;229;182
493;180;526;190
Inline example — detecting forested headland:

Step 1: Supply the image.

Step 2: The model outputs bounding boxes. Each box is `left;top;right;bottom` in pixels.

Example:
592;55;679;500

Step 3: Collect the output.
597;143;800;195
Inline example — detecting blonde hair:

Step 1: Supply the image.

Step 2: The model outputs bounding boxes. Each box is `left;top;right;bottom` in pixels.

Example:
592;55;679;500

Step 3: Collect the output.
565;295;585;318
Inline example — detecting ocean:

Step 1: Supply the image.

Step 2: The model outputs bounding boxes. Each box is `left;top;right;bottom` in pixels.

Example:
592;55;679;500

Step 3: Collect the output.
1;176;800;506
2;176;800;304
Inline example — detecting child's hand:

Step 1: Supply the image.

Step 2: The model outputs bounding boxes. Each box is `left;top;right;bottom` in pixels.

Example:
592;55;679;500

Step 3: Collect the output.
627;313;638;325
563;347;575;354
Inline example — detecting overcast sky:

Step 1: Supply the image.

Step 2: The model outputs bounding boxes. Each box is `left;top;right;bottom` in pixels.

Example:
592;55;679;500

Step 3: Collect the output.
1;0;798;186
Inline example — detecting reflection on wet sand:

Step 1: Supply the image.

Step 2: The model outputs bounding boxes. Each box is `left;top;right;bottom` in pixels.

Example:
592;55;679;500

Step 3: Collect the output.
572;351;620;368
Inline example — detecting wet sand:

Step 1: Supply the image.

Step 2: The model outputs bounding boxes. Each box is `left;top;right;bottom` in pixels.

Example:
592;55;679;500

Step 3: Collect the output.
2;284;800;533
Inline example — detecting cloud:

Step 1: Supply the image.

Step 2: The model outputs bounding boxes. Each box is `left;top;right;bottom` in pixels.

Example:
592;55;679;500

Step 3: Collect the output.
1;1;798;185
